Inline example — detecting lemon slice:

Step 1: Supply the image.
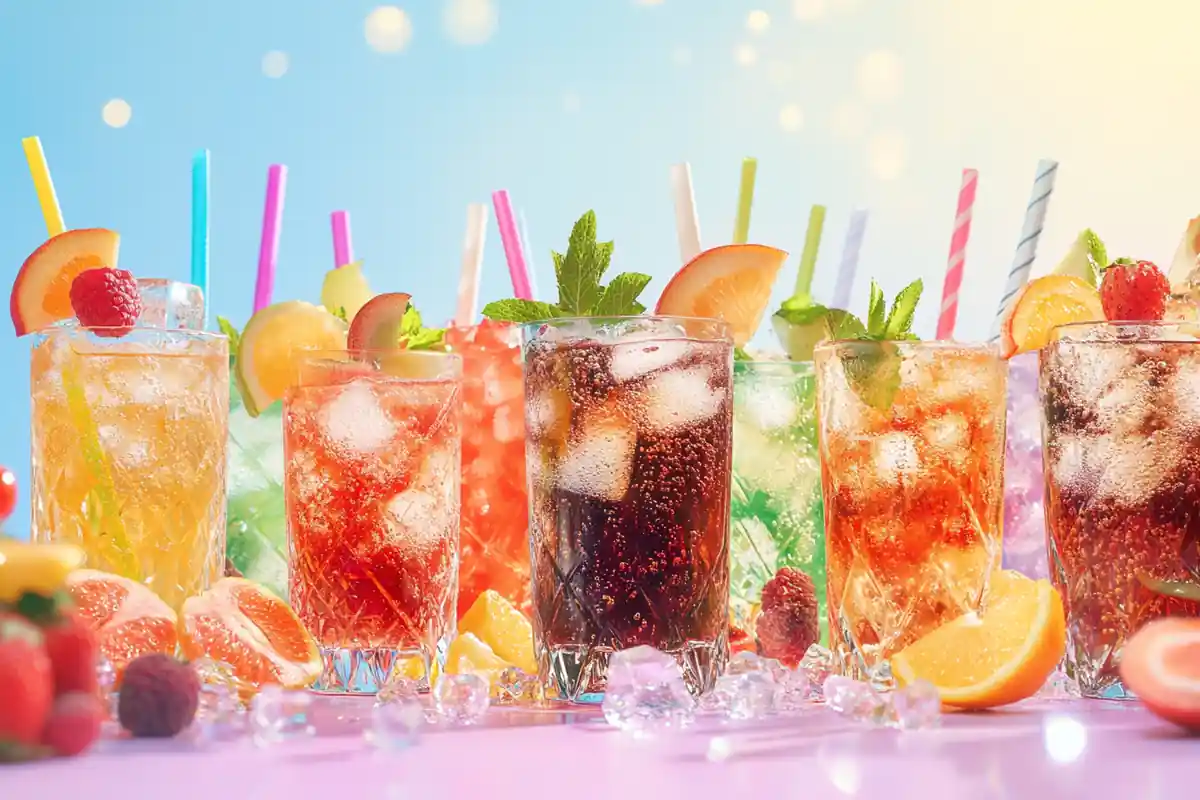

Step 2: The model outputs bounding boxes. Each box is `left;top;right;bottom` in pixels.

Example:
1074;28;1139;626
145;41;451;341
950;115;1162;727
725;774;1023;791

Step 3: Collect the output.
234;301;348;416
0;542;86;603
321;261;374;322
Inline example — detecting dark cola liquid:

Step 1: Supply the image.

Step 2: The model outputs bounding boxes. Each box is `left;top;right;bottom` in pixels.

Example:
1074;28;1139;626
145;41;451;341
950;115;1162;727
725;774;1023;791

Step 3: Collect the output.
1042;338;1200;698
524;333;732;699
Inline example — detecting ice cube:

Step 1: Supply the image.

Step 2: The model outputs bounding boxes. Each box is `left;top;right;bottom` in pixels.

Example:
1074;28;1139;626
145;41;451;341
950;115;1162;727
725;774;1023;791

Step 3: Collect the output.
738;380;800;431
433;673;490;725
603;646;695;737
492;403;523;443
641;367;725;433
609;340;691;382
384;488;452;551
557;413;636;501
891;681;941;730
368;694;424;750
1095;432;1183;504
320;380;396;453
921;413;969;456
1036;669;1079;700
1172;365;1200;431
495;666;540;704
871;433;920;484
526;388;566;437
725;651;784;679
250;686;315;746
710;673;777;720
824;676;892;725
481;362;523;406
800;644;834;700
774;667;811;713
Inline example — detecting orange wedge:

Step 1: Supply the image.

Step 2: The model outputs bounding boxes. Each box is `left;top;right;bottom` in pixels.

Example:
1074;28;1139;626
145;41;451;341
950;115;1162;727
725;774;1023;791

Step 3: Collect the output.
458;589;537;674
179;578;321;690
10;229;121;335
890;570;1066;709
66;569;178;678
654;244;789;347
999;274;1103;358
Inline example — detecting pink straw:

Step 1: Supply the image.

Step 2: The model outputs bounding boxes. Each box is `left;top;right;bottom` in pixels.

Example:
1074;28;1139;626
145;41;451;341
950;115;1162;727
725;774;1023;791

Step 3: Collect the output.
253;164;287;313
936;168;978;340
330;210;353;268
491;190;533;300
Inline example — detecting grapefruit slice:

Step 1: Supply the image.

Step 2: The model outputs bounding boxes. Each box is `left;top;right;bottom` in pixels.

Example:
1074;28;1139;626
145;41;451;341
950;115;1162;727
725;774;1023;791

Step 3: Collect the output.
234;300;347;416
0;542;86;603
11;229;120;335
999;274;1104;358
179;578;321;690
347;292;412;352
65;569;178;679
1120;618;1200;732
890;570;1066;709
654;244;789;347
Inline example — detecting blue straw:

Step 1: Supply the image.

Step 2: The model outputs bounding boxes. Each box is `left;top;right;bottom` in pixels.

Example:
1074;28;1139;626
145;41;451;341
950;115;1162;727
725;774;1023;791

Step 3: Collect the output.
190;149;211;330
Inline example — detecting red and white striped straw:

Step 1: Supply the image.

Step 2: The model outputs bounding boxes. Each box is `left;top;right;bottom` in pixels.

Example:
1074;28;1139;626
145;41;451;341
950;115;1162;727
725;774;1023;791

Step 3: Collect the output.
936;168;979;340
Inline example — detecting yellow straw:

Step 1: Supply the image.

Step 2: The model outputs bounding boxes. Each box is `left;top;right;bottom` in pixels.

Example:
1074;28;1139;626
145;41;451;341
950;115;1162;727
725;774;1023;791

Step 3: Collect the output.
22;136;65;238
732;157;757;244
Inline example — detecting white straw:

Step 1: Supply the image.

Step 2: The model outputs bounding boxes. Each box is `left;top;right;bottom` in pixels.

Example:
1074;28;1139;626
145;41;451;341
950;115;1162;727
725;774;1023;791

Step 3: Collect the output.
990;158;1058;340
670;162;702;263
832;209;869;310
455;203;488;327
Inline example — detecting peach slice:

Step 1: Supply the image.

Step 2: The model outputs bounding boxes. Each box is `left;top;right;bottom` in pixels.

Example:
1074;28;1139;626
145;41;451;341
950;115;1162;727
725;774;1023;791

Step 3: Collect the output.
11;229;120;335
654;244;788;347
1120;617;1200;732
347;291;412;352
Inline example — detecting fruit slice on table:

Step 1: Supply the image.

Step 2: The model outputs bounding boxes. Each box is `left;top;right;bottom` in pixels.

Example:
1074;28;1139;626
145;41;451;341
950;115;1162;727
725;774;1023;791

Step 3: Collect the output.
458;589;537;674
66;569;178;677
1120;617;1200;732
0;542;86;603
444;632;512;692
234;300;348;416
890;570;1066;710
321;261;375;323
654;244;789;347
999;274;1104;358
179;578;321;691
10;229;121;335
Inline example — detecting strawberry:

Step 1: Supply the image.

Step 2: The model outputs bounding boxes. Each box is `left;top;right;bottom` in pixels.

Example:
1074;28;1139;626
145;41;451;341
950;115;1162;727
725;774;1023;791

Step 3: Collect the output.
42;610;99;695
42;692;103;757
756;567;820;668
0;614;53;750
69;267;142;337
1099;259;1171;322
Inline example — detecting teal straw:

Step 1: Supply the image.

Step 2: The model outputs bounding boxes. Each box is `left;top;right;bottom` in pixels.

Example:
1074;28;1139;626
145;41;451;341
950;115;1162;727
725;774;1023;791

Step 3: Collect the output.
191;149;211;329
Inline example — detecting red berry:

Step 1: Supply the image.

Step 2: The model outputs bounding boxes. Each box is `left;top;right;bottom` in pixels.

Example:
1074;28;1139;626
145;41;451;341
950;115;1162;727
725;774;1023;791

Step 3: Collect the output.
0;468;14;522
41;692;103;757
1099;260;1170;322
68;268;142;337
42;611;99;696
117;654;199;738
0;615;54;748
756;567;820;668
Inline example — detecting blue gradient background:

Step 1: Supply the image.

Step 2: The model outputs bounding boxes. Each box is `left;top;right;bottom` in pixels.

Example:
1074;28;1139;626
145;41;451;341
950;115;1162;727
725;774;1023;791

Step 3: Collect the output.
3;0;1199;535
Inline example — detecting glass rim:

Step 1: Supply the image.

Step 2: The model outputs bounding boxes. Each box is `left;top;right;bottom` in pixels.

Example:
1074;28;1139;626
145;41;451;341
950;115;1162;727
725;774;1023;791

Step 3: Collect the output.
734;358;814;370
813;338;1000;355
297;348;462;361
34;325;227;342
521;314;733;340
1048;319;1200;342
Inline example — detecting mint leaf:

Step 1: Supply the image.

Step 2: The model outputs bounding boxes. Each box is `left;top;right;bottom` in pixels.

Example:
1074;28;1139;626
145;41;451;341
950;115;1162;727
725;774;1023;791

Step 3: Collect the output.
552;251;565;284
734;347;754;361
841;342;902;410
825;309;867;340
482;299;562;323
216;316;241;354
329;306;349;323
557;211;605;314
867;281;887;337
882;279;923;340
780;295;814;312
594;272;652;316
403;327;446;351
401;305;423;336
776;302;830;326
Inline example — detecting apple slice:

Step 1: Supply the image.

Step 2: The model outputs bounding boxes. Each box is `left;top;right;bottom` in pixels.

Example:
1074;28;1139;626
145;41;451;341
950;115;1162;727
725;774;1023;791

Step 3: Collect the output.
11;229;120;335
654;244;789;347
347;292;412;352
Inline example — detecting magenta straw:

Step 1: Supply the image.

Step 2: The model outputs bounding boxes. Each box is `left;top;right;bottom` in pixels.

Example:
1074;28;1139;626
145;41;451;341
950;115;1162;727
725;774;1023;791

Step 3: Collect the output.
330;210;353;269
253;164;287;313
491;190;533;300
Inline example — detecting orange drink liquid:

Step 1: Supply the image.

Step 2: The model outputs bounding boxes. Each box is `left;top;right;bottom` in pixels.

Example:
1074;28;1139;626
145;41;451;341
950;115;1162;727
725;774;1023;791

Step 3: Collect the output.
30;327;229;612
815;341;1005;680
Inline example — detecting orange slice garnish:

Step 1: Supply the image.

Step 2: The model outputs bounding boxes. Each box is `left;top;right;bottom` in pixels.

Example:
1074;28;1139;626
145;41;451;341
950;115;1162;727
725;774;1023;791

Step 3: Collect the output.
10;229;121;335
1000;274;1103;358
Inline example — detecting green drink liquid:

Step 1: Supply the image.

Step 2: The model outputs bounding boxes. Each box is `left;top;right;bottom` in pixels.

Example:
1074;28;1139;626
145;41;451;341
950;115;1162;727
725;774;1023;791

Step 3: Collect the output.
730;361;827;645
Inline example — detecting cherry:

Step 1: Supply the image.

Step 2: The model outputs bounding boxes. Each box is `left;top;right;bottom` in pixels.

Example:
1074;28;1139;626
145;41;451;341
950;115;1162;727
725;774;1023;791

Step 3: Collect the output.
0;467;17;522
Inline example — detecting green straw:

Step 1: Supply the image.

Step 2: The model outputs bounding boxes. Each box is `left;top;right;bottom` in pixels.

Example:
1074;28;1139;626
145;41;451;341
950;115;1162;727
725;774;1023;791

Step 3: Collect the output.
793;204;827;299
732;157;757;244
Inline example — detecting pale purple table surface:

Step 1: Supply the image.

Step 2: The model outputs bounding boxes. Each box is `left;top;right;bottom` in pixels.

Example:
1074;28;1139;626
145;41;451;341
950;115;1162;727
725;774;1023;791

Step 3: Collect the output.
3;698;1196;799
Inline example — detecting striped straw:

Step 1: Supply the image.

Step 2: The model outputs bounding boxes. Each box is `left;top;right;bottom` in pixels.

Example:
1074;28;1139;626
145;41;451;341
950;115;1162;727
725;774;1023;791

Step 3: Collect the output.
831;209;869;310
936;169;979;340
990;159;1058;340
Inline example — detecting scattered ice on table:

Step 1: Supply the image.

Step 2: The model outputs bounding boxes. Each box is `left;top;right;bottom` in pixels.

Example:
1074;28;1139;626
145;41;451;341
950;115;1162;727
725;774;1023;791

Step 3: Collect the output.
320;380;396;453
824;676;942;730
609;340;690;382
495;666;538;703
1037;669;1080;700
369;694;424;750
800;644;834;700
250;686;316;746
867;661;894;692
96;656;120;735
774;667;811;712
556;414;636;501
725;651;784;680
378;676;420;703
433;674;490;725
891;681;941;730
711;672;777;720
602;645;695;737
641;367;725;433
193;658;245;737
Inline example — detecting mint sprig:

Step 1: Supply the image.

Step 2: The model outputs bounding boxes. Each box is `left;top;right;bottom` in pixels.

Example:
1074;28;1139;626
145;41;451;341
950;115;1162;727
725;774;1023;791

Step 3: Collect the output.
482;210;651;323
216;316;242;356
835;278;924;410
398;304;445;351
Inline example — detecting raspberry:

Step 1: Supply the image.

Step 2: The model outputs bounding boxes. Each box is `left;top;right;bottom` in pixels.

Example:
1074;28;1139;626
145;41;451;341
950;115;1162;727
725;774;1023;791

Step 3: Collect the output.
42;692;103;757
1100;260;1170;322
117;654;199;738
69;268;142;337
756;567;820;668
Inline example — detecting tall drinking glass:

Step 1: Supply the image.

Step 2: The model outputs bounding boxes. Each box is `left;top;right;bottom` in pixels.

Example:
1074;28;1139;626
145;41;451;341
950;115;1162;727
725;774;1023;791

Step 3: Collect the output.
284;350;462;694
815;340;1006;680
1042;322;1200;699
730;360;826;644
442;321;530;616
30;327;229;612
523;317;733;702
1003;351;1049;578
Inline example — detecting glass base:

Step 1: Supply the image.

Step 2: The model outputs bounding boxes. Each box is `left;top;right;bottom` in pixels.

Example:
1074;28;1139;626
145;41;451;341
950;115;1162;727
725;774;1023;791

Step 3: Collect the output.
1078;680;1138;701
542;641;726;704
312;647;433;695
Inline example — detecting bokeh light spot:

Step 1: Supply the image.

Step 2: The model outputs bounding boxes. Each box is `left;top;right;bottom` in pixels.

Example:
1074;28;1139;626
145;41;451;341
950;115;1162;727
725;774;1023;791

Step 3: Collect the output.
868;130;907;180
101;99;132;129
735;44;758;67
261;51;289;79
747;10;771;33
365;6;413;54
444;0;498;46
793;0;828;21
779;104;805;133
857;49;903;102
